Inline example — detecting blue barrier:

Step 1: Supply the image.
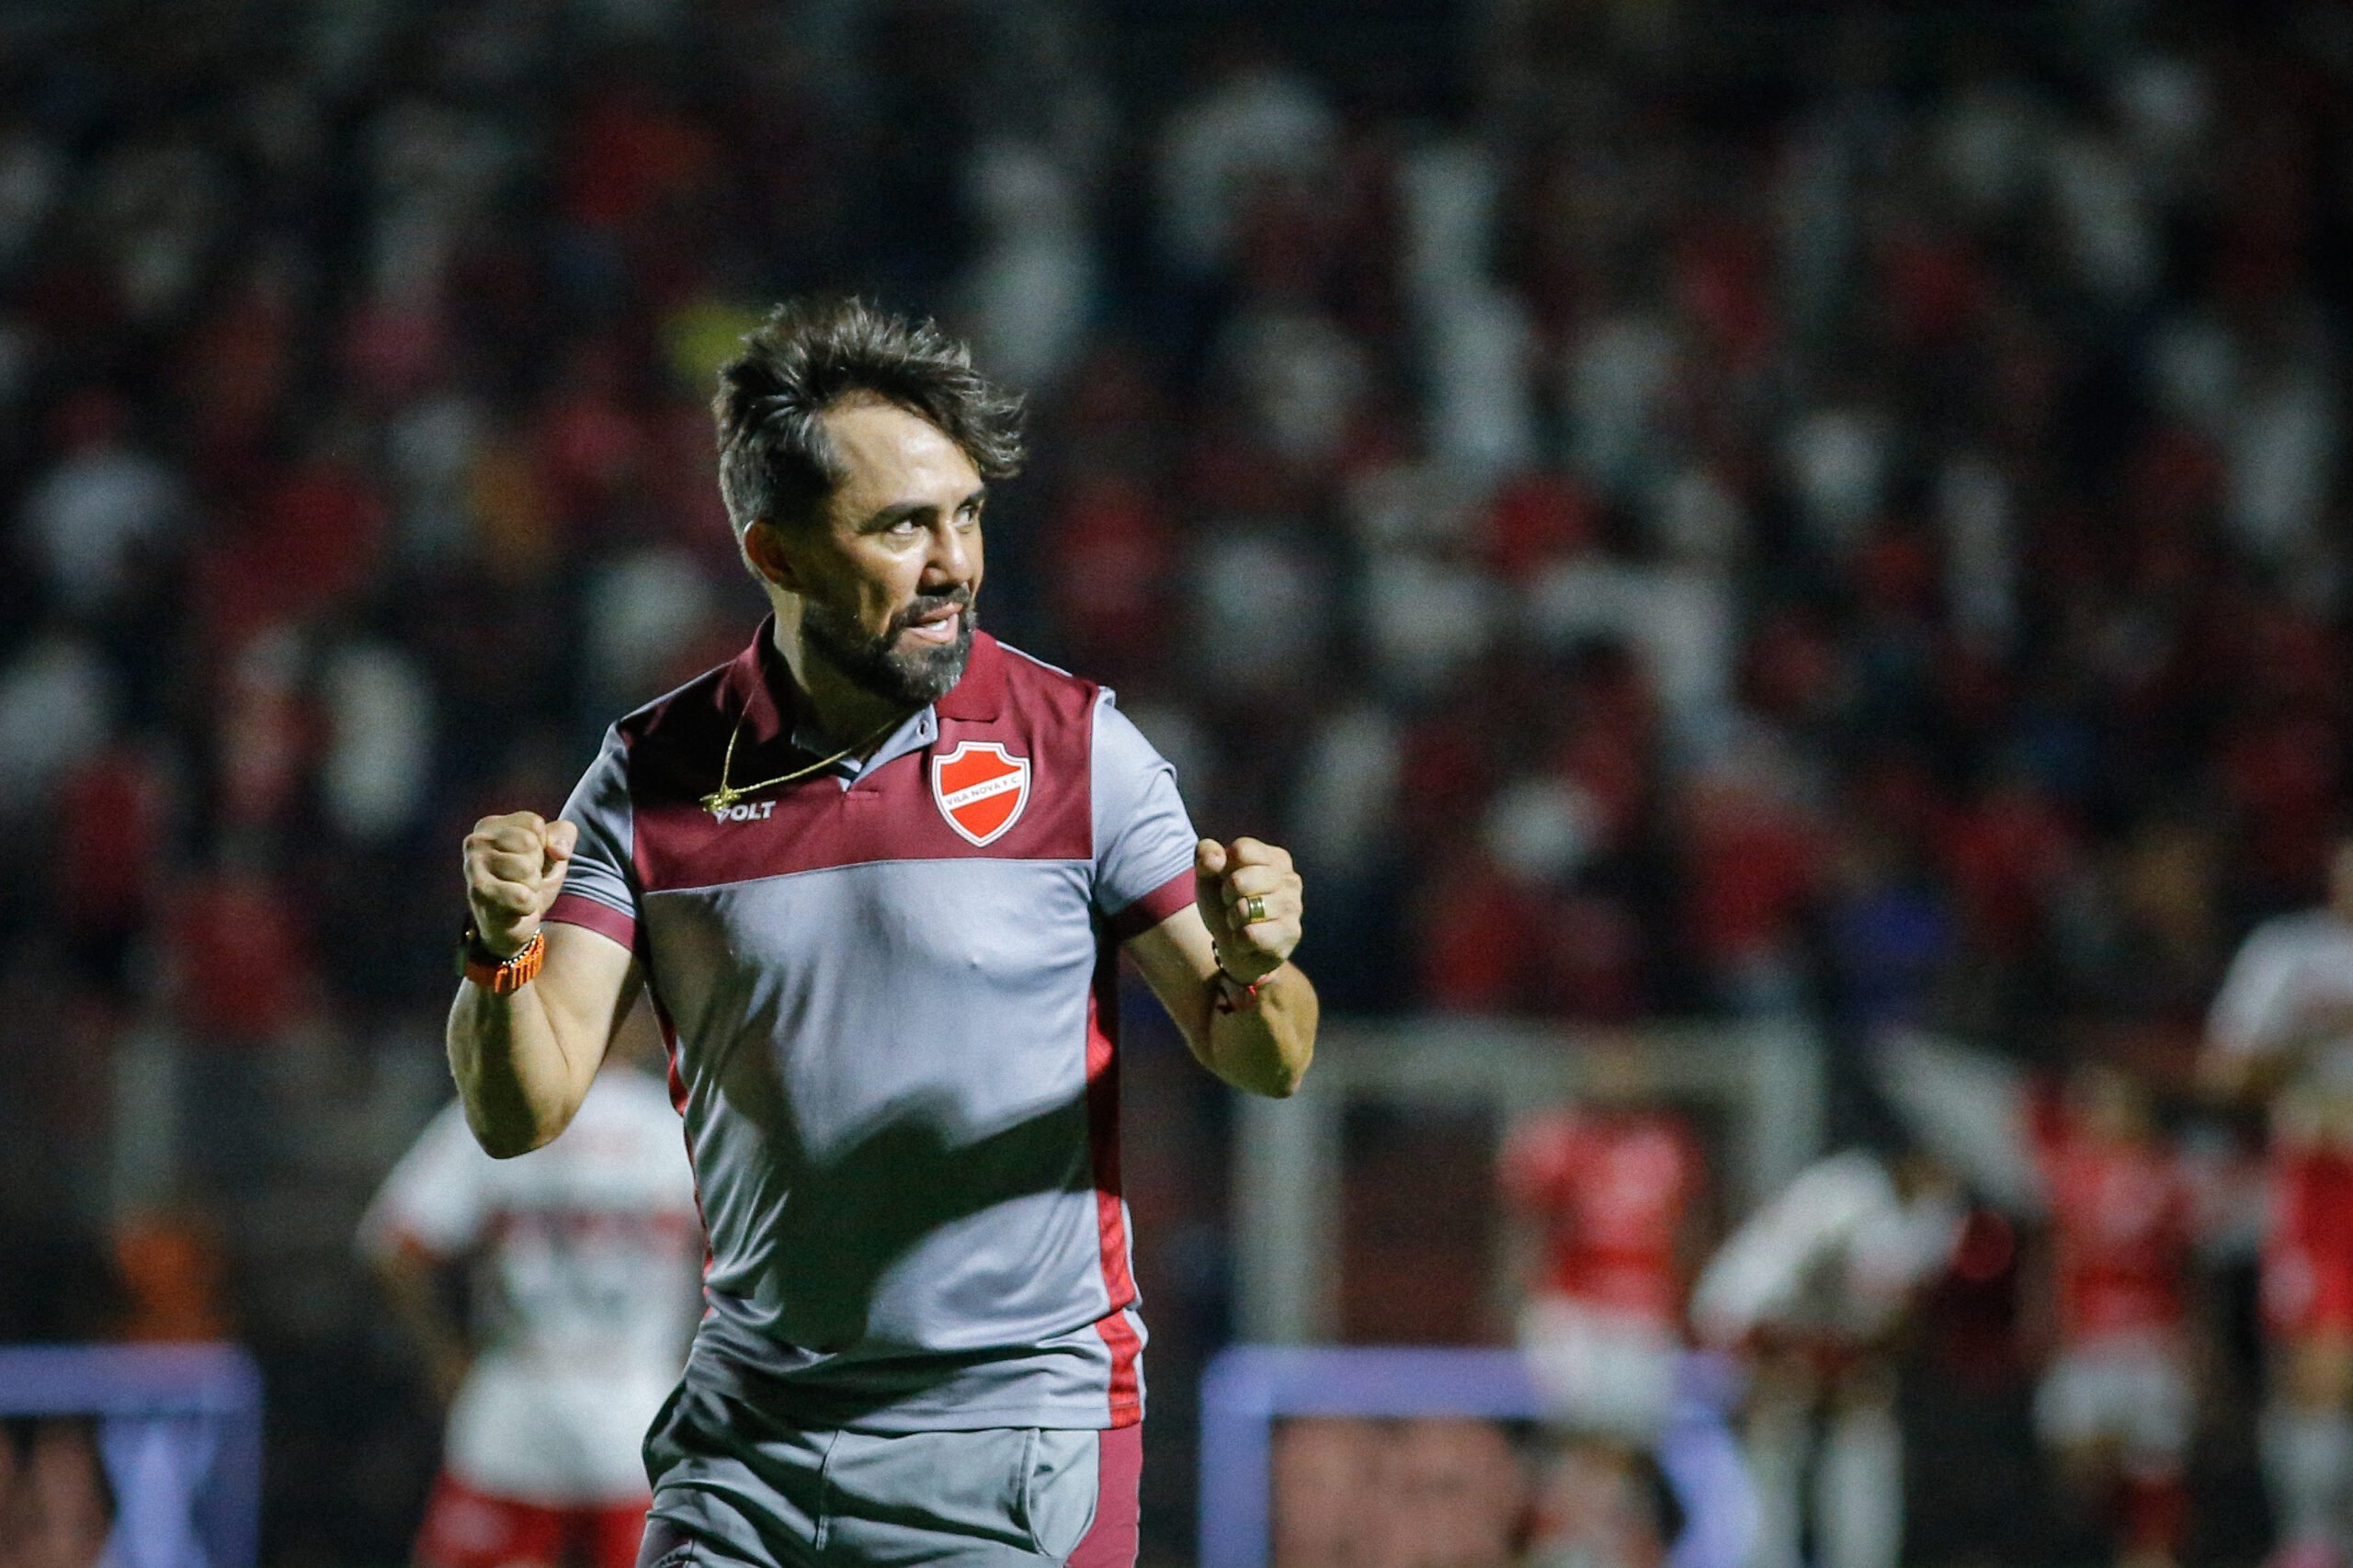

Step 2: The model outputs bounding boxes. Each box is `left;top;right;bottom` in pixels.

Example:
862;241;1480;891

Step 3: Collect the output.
1198;1344;1752;1568
0;1343;263;1568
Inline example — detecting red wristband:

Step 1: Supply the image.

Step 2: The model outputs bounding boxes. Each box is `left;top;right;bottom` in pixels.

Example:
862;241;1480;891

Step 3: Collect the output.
1213;966;1265;1015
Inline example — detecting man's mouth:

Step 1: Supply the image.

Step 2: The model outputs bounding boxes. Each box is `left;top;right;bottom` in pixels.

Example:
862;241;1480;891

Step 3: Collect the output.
901;601;965;645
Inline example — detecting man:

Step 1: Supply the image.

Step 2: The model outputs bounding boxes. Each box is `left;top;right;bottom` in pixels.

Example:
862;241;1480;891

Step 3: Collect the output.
358;1015;702;1568
448;298;1317;1568
2028;1064;2200;1568
2203;836;2353;1568
1496;1056;1706;1568
1690;1143;1961;1568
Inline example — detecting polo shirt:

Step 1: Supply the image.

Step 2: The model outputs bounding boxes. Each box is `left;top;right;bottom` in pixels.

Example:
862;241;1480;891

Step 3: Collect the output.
544;620;1198;1431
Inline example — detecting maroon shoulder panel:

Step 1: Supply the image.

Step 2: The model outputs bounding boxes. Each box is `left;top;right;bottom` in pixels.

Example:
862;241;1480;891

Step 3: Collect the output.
624;631;1099;893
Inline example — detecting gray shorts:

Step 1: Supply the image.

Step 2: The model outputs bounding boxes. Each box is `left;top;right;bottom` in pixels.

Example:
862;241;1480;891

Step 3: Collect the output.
636;1378;1141;1567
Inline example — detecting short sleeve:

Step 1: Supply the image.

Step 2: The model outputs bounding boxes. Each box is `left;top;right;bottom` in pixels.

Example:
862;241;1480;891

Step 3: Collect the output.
1690;1153;1883;1342
546;725;640;951
1091;692;1199;939
357;1101;492;1263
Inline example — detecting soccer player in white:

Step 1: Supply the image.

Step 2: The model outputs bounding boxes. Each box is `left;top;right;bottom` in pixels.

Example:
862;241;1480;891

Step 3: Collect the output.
2203;838;2353;1568
359;1026;703;1568
1691;1145;1961;1568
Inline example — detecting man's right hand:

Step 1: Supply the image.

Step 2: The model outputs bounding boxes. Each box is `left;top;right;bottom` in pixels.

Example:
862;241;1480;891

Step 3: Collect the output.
463;812;579;957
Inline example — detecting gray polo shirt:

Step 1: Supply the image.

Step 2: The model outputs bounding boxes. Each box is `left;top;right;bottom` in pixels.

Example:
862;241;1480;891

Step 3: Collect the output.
545;621;1197;1432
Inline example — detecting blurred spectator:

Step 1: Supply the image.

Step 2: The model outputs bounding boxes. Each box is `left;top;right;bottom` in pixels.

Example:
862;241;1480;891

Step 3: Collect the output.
1678;733;1824;1016
956;138;1098;392
319;638;435;844
1156;44;1336;281
0;635;114;820
51;740;173;994
21;391;182;616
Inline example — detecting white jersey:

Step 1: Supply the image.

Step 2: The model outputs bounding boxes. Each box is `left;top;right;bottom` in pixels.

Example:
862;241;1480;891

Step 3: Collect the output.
1692;1151;1960;1349
2209;909;2353;1144
358;1066;703;1504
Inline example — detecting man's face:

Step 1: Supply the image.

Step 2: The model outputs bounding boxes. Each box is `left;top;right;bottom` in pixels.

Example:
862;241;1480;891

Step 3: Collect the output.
766;398;987;709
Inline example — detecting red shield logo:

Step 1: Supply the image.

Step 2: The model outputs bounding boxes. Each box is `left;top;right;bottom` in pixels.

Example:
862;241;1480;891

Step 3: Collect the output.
931;741;1030;846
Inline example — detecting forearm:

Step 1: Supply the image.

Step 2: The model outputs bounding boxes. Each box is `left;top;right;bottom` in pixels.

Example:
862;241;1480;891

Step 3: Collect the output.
1124;839;1314;1096
455;812;636;1153
1198;962;1317;1097
446;980;596;1156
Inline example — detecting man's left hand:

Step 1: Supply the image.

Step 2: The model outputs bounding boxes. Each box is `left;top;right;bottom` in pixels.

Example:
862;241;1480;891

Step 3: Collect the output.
1195;837;1303;983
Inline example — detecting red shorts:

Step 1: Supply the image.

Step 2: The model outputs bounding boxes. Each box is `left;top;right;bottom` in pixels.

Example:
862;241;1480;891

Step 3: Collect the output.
2264;1150;2353;1336
415;1472;649;1568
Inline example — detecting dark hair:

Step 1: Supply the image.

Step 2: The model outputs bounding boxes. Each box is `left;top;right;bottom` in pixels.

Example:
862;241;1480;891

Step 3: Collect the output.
712;297;1026;539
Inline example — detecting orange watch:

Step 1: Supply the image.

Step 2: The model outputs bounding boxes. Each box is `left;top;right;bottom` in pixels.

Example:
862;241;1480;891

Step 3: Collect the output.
459;923;545;994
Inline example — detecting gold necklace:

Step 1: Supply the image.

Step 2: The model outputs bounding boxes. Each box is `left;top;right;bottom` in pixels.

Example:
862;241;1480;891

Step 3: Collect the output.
701;709;903;816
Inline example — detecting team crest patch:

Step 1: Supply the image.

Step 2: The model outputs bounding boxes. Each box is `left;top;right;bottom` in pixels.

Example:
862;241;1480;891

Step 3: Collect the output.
932;741;1030;846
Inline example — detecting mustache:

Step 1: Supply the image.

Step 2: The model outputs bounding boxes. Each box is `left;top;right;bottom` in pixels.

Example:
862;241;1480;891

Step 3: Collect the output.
892;587;974;631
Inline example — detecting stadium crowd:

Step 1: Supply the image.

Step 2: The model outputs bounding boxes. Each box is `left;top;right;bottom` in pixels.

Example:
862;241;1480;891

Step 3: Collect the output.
2;0;2351;1562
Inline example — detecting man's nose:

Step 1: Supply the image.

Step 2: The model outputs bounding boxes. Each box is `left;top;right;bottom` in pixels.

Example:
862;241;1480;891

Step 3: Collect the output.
925;519;974;584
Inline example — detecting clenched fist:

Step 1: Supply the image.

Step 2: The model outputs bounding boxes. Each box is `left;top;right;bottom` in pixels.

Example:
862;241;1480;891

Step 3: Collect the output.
1196;836;1303;984
463;812;578;957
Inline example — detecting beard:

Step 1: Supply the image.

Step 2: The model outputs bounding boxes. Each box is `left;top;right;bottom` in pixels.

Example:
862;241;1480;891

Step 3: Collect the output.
802;587;977;709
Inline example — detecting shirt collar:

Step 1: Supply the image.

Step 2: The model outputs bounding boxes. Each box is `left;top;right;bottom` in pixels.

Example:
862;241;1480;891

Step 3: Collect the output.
722;615;797;750
935;628;1005;722
729;615;1006;747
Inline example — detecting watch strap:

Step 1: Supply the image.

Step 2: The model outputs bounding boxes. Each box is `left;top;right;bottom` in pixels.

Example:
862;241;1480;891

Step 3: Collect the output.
459;923;545;994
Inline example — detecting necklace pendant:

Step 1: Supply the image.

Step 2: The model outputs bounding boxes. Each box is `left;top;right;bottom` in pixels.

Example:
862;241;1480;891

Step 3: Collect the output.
701;786;739;816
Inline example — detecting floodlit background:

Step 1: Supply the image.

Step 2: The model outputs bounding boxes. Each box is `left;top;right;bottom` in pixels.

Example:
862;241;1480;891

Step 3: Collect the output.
0;0;2346;1562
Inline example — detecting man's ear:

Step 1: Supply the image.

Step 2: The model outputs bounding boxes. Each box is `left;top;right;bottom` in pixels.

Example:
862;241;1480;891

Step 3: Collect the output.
743;520;803;593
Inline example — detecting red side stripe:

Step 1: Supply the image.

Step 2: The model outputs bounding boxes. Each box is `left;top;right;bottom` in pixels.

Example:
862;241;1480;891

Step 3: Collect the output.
1065;1424;1144;1568
1085;941;1142;1426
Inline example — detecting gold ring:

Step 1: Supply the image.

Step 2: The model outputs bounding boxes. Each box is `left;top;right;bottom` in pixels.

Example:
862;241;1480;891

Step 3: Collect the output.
1242;894;1269;924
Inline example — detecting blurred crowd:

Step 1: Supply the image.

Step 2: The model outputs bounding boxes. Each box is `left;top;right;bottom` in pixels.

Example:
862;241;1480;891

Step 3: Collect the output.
4;0;2353;1561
